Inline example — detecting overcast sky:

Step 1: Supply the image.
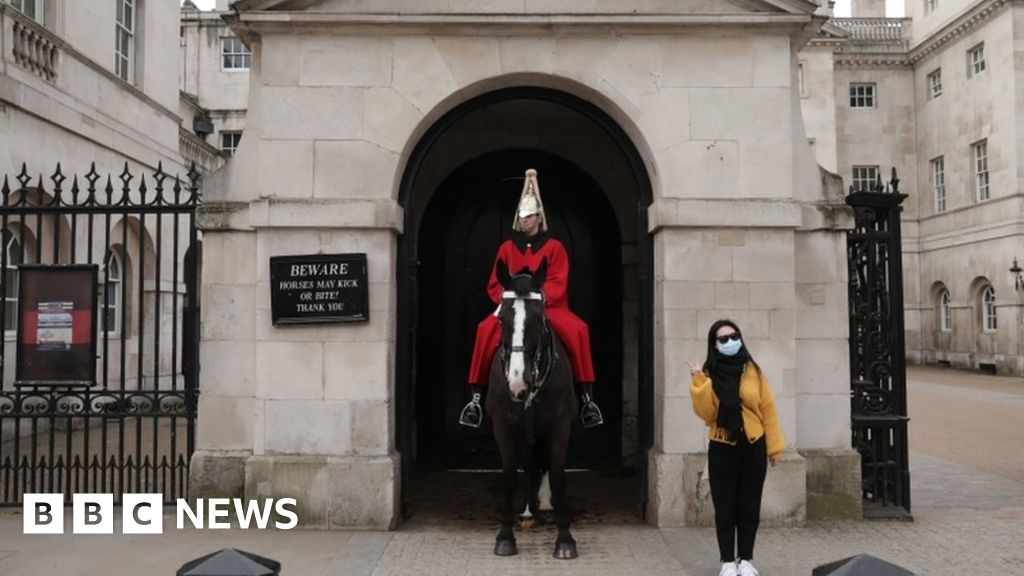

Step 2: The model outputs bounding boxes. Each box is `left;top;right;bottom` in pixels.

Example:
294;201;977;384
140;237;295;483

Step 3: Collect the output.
184;1;907;16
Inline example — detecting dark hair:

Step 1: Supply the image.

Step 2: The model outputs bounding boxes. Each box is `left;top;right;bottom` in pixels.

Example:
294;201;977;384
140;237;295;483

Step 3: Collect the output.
701;319;761;375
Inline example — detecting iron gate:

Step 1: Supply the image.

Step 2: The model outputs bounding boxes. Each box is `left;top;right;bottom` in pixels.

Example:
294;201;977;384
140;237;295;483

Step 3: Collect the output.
0;162;200;505
845;168;911;518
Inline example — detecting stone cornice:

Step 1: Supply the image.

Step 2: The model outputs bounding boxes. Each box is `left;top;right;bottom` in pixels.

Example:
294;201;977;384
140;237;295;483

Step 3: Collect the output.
229;12;815;38
834;52;910;69
908;0;1016;64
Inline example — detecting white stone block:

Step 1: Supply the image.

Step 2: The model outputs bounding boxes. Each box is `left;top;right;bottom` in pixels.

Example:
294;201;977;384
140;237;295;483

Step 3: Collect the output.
392;37;460;114
658;140;740;199
660;280;716;311
324;341;390;401
201;285;256;341
714;282;750;310
263;400;351;455
749;282;796;310
202;232;258;285
663;35;758;88
794;338;849;395
256;341;324;400
553;37;617;86
261;86;363;140
795;232;847;284
261;36;302;86
259;139;314;198
795;283;849;338
731;231;795;282
350;399;390;455
499;37;557;74
255;230;323;281
200;340;256;397
196;397;254;451
300;37;391;87
661;230;733;281
363;88;424;153
661;395;705;454
313;140;399;200
600;37;664;111
635;90;690;153
796;393;850;450
434;37;502;88
659;309;699;341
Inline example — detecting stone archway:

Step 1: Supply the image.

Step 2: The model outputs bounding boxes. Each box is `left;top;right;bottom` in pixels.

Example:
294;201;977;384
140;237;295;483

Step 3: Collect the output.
395;87;654;520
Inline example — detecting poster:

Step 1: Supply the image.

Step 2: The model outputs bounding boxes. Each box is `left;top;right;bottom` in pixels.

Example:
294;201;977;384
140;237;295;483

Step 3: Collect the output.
15;265;98;387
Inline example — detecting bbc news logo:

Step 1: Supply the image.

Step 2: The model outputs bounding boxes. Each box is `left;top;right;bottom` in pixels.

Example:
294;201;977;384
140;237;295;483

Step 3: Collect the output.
23;494;298;534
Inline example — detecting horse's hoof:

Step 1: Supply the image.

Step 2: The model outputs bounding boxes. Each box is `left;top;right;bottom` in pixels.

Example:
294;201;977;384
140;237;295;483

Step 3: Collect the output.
494;539;518;556
553;540;578;559
517;516;537;529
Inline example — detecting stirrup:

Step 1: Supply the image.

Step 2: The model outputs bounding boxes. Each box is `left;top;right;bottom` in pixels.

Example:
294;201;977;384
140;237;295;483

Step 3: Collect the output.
458;392;483;428
580;393;603;428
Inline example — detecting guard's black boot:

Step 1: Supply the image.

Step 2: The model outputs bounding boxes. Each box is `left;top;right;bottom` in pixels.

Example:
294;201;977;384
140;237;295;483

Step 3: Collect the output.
458;388;484;428
579;383;603;428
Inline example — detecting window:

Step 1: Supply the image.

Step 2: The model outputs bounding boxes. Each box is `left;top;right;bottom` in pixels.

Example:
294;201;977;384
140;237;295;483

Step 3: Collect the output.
220;131;242;157
931;156;945;213
925;0;938;14
8;0;43;24
798;62;807;98
973;140;989;201
849;83;876;108
100;250;123;335
3;230;22;333
981;286;996;332
928;69;942;99
939;289;952;332
115;0;135;83
968;44;985;78
221;37;251;70
852;165;879;192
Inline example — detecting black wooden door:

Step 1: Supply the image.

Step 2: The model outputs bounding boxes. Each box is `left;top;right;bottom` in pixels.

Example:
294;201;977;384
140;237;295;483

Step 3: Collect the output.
416;150;622;470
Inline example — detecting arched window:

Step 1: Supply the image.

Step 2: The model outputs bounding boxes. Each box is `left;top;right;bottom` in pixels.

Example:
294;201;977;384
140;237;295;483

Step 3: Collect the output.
3;230;23;333
982;285;996;332
100;250;123;335
939;289;952;332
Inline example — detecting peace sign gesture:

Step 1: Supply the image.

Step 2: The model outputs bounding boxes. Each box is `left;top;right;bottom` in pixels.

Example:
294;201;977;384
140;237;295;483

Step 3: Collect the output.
686;359;702;376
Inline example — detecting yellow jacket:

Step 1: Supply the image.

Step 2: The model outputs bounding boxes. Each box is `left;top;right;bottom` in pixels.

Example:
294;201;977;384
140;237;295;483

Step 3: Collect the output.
690;363;785;457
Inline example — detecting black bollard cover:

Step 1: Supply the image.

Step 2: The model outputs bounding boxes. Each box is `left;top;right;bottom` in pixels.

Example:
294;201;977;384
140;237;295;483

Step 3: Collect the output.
812;554;915;576
177;548;281;576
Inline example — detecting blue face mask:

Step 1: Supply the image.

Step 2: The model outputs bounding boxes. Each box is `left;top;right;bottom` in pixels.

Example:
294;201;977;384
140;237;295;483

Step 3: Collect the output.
717;338;743;357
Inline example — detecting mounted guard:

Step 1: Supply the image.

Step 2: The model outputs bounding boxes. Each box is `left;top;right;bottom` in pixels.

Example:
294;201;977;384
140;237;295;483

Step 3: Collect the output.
459;168;603;429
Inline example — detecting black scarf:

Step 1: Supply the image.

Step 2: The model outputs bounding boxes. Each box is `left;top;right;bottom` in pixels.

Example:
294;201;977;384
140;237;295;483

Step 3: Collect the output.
710;351;748;442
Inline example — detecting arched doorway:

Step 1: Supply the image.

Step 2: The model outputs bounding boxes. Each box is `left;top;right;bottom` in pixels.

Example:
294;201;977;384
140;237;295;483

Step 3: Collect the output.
396;86;653;522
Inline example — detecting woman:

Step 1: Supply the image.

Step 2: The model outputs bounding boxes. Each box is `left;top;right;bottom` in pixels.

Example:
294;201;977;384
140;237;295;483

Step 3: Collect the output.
687;319;784;576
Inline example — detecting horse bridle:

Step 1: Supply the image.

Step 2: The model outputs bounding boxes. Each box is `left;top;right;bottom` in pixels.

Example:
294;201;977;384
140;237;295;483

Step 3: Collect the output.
498;290;559;409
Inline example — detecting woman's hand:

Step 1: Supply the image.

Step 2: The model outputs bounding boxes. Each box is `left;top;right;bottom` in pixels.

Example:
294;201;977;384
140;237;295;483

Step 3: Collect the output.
769;455;780;467
686;359;702;376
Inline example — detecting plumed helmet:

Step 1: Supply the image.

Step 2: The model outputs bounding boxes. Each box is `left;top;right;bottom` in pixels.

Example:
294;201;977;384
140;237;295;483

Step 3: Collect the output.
512;168;547;232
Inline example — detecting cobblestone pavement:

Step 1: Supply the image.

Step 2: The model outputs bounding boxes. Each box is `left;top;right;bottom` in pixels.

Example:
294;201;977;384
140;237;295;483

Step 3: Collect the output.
0;366;1021;575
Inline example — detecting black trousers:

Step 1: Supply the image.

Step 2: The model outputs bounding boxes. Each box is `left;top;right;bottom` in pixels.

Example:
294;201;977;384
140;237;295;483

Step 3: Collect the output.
708;435;767;562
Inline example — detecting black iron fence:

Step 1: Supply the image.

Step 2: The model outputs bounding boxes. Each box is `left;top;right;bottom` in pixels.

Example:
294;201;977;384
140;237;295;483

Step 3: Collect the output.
0;162;200;505
845;168;911;518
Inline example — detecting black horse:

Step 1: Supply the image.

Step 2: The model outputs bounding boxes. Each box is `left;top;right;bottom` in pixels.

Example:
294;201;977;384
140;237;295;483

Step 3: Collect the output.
487;257;578;559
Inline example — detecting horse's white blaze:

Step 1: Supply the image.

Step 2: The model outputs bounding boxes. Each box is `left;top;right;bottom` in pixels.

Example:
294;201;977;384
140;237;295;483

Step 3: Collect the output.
507;299;528;398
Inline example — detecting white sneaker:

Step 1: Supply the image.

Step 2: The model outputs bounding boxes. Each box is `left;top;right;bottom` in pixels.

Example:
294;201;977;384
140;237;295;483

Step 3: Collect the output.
719;561;739;576
737;559;759;576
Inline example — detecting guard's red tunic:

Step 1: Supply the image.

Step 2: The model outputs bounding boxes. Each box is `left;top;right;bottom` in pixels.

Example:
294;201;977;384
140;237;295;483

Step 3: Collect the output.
467;233;596;385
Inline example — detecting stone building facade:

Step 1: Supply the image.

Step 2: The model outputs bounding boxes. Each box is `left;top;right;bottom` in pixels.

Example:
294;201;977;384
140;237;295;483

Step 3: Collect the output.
0;0;201;386
191;0;862;529
180;0;250;159
804;0;1024;375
